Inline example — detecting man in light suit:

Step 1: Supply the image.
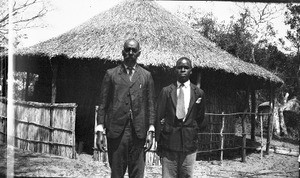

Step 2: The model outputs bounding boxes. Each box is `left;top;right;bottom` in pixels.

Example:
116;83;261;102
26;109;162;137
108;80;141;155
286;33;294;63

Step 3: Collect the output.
156;57;205;178
95;39;156;178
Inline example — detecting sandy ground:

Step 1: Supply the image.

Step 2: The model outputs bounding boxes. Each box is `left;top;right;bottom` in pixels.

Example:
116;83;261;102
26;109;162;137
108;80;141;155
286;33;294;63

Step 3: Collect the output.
0;137;298;178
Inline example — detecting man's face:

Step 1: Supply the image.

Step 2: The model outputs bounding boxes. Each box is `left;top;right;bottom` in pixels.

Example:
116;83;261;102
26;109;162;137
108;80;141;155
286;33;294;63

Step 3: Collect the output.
175;59;192;83
122;40;140;65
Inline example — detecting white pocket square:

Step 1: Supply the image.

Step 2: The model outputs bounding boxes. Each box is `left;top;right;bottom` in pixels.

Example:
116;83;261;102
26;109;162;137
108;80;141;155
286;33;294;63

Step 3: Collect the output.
196;97;202;104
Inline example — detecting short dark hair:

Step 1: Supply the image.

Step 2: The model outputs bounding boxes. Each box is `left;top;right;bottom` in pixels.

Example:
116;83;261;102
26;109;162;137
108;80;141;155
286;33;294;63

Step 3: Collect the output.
176;57;193;68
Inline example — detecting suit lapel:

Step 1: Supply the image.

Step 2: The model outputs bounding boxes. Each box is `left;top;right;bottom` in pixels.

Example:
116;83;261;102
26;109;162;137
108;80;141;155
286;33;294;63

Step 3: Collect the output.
170;83;177;109
130;65;140;85
186;84;197;118
119;65;131;84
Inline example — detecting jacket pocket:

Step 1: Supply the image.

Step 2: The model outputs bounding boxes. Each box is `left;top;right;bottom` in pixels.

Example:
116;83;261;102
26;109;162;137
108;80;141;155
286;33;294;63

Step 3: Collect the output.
162;123;173;133
182;127;198;148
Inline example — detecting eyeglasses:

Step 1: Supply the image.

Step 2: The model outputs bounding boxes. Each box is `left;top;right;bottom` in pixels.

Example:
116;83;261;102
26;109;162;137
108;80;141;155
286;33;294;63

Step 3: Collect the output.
176;66;191;70
124;47;139;53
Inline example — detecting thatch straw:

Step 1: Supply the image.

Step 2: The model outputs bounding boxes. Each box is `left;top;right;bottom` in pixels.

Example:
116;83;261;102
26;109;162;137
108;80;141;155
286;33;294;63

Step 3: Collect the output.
15;0;283;85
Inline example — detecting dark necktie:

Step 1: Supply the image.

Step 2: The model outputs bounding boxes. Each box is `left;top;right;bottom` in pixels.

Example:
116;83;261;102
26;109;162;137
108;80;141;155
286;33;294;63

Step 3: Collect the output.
127;67;133;81
176;83;185;119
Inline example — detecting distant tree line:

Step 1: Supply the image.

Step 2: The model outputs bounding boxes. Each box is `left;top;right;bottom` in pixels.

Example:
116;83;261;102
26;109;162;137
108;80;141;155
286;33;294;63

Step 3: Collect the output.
177;3;300;102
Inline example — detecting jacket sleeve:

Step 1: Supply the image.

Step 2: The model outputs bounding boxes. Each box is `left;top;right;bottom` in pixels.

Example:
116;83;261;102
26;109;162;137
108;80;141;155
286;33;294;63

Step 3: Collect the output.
97;71;112;126
147;73;156;126
155;88;167;142
197;90;206;129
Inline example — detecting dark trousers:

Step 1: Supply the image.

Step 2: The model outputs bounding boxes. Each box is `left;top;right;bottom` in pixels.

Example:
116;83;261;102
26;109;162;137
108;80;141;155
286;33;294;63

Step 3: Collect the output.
161;150;196;178
107;120;145;178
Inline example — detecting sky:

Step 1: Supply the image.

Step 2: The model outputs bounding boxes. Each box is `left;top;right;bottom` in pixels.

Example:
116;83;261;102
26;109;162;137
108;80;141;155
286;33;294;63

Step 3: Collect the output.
19;0;294;53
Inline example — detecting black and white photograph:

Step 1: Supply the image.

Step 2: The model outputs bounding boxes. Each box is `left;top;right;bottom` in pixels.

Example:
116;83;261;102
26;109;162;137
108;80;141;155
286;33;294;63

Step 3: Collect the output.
0;0;299;177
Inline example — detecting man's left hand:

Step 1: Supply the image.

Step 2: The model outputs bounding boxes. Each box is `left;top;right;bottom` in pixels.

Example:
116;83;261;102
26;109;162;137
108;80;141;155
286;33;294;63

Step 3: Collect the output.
144;131;154;152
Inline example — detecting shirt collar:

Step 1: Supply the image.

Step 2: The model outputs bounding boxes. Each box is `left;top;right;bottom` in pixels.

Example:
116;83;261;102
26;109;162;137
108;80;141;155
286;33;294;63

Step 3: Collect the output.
124;63;136;70
177;80;190;88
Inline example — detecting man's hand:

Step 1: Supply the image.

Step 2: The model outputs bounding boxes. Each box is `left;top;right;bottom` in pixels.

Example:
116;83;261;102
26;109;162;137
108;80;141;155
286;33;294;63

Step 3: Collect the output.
161;118;165;125
96;131;107;152
144;131;154;152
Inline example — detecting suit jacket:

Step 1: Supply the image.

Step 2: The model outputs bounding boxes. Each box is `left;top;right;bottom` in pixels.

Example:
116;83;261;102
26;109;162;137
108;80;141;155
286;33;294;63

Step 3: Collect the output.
97;64;155;139
155;82;205;152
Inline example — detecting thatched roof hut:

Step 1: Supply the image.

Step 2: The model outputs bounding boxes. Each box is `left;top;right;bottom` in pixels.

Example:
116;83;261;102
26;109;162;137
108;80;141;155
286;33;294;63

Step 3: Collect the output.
9;0;283;155
15;0;282;89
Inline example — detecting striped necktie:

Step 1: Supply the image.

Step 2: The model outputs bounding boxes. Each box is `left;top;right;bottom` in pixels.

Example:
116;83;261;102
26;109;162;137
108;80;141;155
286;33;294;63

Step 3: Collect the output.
127;67;133;81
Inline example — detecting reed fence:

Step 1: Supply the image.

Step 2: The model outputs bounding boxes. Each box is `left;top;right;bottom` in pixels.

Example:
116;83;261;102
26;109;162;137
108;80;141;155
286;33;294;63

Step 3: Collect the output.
0;97;77;158
0;97;7;144
93;107;272;165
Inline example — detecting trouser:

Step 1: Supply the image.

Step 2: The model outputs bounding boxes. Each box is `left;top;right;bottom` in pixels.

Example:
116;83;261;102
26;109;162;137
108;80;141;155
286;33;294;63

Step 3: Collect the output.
161;151;196;178
107;120;145;178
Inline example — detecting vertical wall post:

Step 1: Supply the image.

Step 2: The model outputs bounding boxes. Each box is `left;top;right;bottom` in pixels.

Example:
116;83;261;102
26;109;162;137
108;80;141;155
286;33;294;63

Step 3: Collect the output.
71;106;77;159
241;114;247;162
241;88;249;162
49;60;58;155
209;115;213;161
1;58;7;97
266;84;275;155
250;89;256;141
260;113;263;159
220;112;225;164
51;64;58;104
24;72;30;101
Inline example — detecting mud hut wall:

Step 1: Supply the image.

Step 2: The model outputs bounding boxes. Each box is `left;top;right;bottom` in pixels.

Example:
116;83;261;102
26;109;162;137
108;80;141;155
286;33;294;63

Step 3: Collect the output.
54;59;118;153
65;62;244;154
18;57;119;154
197;86;238;152
196;69;240;152
20;58;252;155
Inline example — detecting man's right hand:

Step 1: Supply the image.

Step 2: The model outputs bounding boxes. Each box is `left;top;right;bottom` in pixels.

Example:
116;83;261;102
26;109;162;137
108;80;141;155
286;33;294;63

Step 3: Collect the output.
96;131;107;152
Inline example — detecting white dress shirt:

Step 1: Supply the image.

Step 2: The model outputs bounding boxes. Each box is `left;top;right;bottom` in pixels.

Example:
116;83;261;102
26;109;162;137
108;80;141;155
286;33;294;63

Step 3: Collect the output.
177;80;191;121
124;64;136;75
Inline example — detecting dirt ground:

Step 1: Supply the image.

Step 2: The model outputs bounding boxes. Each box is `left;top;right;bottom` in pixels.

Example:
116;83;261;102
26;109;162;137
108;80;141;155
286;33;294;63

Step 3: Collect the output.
0;136;298;178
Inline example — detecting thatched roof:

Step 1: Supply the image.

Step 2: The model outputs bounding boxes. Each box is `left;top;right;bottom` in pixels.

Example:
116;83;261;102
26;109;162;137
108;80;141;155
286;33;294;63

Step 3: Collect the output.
16;0;283;85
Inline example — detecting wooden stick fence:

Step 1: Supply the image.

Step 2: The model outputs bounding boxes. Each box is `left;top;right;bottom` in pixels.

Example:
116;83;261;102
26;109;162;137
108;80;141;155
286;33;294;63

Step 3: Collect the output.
202;112;272;163
220;112;225;164
260;113;264;159
0;97;7;144
0;97;77;158
0;116;7;144
93;107;273;165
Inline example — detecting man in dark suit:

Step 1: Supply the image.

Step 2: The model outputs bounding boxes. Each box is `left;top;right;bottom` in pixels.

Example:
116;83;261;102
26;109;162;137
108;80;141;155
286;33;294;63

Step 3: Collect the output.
95;39;156;178
156;57;205;178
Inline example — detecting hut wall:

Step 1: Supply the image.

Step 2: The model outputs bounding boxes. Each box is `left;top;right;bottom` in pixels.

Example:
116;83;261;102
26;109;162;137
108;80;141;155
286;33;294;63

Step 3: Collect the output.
0;97;77;158
26;58;109;154
192;69;244;156
25;58;247;158
198;86;238;153
55;59;112;154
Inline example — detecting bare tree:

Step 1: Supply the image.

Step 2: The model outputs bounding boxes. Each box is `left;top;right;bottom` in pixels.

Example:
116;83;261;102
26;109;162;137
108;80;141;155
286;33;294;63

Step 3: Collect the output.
0;0;50;50
235;3;285;63
284;3;300;100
